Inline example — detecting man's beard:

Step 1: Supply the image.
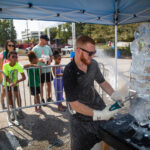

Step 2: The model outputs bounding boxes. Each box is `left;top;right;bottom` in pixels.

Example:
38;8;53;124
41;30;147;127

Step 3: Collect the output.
80;53;91;65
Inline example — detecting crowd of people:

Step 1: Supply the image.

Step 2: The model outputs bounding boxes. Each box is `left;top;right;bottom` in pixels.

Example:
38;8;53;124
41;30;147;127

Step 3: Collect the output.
0;34;66;123
0;34;126;149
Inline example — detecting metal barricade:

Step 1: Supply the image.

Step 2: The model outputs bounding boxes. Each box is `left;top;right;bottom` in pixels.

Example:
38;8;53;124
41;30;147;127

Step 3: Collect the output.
9;65;66;111
0;62;106;126
0;70;15;125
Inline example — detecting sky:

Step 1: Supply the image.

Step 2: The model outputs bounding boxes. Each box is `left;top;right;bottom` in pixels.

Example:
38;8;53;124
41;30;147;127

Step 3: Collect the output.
13;20;63;39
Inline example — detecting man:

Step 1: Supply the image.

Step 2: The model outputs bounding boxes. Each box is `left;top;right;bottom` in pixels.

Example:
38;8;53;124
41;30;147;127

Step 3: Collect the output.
33;34;53;104
63;35;124;150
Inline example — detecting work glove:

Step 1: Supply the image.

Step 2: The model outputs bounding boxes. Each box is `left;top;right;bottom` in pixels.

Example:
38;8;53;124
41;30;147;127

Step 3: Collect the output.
111;91;124;102
93;105;119;121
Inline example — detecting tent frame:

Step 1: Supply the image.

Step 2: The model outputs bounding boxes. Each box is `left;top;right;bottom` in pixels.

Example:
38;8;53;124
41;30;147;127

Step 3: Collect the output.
1;0;150;89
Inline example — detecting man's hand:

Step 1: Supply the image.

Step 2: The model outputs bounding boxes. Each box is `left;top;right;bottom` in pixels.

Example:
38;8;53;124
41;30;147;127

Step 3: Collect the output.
93;105;119;121
111;91;124;102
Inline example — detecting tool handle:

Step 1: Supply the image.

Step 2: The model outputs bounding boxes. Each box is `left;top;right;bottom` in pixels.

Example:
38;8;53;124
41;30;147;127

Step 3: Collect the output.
109;101;121;111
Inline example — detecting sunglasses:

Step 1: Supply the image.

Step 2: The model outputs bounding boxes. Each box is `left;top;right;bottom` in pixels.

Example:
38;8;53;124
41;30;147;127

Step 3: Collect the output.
11;55;18;59
8;45;15;47
79;47;96;56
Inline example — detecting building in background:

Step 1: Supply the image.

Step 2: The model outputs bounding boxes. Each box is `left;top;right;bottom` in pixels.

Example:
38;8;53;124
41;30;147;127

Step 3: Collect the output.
21;29;43;41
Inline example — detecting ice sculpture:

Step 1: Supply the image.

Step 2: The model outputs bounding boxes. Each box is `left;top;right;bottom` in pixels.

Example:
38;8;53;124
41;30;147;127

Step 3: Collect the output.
129;23;150;125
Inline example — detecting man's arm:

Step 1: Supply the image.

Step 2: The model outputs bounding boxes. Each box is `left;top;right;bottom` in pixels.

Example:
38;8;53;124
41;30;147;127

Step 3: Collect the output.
100;80;125;102
70;100;119;121
70;100;93;117
99;81;114;96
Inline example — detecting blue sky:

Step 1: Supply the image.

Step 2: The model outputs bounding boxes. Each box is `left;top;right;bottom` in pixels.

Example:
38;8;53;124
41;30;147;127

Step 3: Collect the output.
13;20;63;39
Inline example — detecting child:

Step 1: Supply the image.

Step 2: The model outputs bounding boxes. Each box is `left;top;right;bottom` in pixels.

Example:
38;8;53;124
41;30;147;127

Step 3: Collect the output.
52;51;66;111
3;51;26;122
24;51;43;113
0;40;16;109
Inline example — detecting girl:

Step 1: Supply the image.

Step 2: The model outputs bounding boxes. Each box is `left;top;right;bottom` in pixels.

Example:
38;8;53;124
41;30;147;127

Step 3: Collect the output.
0;40;16;109
52;51;66;111
24;51;43;113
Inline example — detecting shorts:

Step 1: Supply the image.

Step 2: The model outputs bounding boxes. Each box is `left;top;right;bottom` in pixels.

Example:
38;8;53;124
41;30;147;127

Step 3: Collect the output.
41;72;53;84
30;87;40;96
5;86;18;92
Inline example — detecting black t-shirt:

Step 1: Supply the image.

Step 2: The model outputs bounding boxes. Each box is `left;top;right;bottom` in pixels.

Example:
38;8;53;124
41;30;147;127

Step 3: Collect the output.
63;59;106;112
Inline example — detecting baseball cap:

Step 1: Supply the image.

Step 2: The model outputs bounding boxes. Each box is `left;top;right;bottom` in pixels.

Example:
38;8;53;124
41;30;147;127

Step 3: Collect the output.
40;34;49;41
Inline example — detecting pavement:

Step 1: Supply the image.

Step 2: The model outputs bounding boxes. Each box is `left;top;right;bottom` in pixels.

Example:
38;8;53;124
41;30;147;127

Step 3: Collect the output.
0;53;132;150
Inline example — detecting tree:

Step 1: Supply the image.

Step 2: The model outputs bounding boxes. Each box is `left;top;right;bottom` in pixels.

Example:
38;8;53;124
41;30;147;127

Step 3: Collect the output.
44;22;141;45
44;27;57;41
46;23;72;44
0;19;16;47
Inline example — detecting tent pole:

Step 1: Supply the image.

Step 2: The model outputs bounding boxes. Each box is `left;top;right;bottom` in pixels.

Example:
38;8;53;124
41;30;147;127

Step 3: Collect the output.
72;23;76;51
47;27;50;45
115;25;118;90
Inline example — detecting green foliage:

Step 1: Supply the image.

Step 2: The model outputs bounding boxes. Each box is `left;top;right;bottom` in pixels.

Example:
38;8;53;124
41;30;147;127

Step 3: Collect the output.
59;23;72;44
44;22;141;45
45;23;72;44
44;27;57;41
0;19;16;47
104;46;131;57
118;46;131;56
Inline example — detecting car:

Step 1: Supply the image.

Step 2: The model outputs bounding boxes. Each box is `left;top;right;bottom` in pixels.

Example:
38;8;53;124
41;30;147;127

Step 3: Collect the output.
25;47;32;54
61;46;73;55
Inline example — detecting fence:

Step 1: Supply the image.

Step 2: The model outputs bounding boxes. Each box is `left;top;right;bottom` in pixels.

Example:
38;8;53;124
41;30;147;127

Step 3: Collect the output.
0;63;106;126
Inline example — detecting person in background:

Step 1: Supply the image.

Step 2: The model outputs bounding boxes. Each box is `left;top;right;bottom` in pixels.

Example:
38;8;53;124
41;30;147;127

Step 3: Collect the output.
25;43;35;54
52;51;67;111
63;35;125;150
24;51;43;113
32;34;53;105
3;51;26;123
0;40;16;109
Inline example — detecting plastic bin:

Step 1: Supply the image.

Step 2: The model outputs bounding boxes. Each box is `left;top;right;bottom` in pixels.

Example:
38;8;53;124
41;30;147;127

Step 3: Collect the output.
117;50;121;58
70;51;75;59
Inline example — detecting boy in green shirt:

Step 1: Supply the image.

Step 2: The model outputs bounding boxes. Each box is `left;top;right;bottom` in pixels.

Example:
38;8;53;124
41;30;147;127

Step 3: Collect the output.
3;51;26;122
24;51;43;113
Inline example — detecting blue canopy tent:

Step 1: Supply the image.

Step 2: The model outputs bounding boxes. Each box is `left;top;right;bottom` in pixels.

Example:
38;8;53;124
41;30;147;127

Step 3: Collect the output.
0;0;150;89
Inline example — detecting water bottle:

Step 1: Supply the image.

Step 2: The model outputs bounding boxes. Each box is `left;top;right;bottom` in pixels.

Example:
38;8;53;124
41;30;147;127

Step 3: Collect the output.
41;50;47;64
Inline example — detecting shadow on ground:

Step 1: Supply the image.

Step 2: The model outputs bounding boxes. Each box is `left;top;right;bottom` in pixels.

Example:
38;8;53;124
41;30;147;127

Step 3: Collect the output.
6;106;70;150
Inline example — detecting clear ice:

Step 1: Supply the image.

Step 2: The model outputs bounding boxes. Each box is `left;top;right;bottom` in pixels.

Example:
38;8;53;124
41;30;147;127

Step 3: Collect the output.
129;23;150;125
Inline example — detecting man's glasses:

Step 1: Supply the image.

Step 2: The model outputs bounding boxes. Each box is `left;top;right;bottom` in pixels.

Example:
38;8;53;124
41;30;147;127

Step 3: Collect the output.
79;48;96;56
8;45;15;47
11;55;18;59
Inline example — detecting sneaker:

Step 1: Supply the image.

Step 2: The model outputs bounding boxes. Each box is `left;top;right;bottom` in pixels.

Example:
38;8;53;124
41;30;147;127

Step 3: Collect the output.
41;99;47;106
17;110;24;119
58;104;66;112
10;112;15;121
8;120;13;127
38;108;44;113
7;117;13;127
13;120;19;126
35;108;43;114
47;97;52;102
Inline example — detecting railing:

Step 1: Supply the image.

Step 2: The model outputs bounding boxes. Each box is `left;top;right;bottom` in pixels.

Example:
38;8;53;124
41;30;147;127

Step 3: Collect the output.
0;63;106;126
